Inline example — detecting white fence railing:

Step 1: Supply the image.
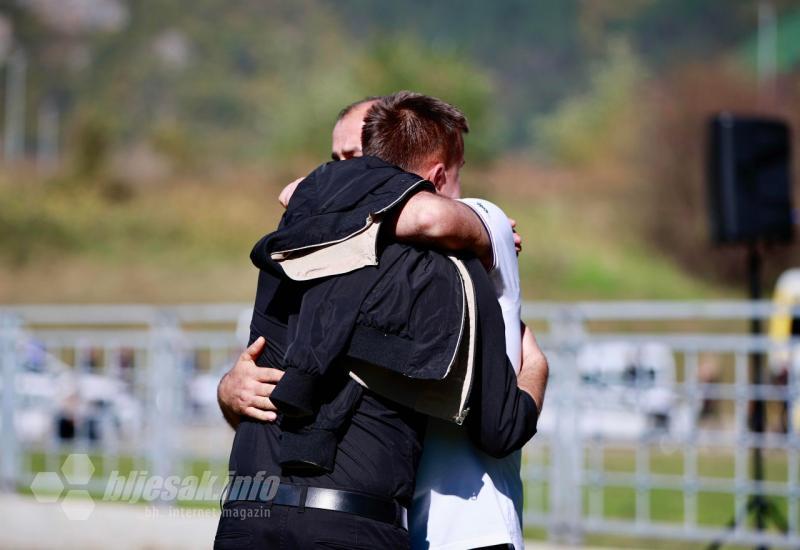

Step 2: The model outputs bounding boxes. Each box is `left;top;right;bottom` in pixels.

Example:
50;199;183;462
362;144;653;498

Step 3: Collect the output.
2;301;800;547
525;300;800;548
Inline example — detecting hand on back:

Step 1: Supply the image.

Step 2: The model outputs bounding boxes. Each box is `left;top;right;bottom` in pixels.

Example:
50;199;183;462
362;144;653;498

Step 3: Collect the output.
217;336;283;423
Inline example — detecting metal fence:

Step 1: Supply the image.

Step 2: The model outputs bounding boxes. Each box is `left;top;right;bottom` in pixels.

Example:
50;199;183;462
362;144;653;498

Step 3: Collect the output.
524;300;800;548
0;304;246;499
1;301;799;547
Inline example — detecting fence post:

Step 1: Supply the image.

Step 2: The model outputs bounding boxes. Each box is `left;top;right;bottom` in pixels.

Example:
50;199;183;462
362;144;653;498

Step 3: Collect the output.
547;306;585;545
0;313;21;492
147;311;182;504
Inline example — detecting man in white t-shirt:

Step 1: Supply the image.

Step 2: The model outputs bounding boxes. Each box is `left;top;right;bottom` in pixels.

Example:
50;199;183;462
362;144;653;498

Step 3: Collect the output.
412;196;527;549
218;93;548;549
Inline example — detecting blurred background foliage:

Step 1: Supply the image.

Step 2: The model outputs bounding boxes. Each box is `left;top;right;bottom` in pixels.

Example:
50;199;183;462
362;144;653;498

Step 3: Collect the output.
2;0;800;302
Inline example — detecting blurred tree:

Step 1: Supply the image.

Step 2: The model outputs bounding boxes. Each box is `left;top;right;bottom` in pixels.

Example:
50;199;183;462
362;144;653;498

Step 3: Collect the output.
340;0;586;147
635;62;800;286
4;0;800;171
533;39;645;168
70;110;112;179
351;37;496;163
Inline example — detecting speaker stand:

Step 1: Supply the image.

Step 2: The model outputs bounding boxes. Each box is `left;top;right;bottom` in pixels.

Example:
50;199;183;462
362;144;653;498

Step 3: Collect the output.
708;243;788;550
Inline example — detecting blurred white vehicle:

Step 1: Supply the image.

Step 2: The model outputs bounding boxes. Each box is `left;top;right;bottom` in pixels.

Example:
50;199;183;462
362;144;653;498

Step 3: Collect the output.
0;338;143;445
184;306;252;422
188;366;227;422
537;341;691;440
71;372;143;443
0;339;71;444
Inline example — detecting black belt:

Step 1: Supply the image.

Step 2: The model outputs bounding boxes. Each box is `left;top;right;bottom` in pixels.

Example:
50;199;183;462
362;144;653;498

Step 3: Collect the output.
225;483;408;530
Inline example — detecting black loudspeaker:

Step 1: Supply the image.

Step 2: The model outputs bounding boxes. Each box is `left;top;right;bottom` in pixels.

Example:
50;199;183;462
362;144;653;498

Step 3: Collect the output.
707;113;794;244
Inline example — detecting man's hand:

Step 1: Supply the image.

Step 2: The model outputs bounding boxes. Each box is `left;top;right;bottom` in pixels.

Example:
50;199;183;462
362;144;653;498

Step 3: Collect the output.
509;218;522;255
517;322;548;412
278;177;303;208
217;336;284;429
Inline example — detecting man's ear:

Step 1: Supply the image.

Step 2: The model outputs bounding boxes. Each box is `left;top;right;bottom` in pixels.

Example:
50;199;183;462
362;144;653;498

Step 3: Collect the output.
424;162;447;193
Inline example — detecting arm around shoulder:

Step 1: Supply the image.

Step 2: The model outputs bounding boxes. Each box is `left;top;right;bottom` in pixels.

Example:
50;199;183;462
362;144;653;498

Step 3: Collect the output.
392;191;493;268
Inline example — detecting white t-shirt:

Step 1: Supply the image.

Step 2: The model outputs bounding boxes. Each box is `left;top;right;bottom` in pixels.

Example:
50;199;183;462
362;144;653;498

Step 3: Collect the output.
410;198;524;550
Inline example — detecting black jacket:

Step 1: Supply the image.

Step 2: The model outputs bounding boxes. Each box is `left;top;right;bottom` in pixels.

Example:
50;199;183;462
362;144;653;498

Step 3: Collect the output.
250;157;471;473
233;249;537;506
252;156;430;265
247;156;539;473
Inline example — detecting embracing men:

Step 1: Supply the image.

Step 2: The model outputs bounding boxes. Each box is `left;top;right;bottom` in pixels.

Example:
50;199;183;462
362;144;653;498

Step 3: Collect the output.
215;92;548;549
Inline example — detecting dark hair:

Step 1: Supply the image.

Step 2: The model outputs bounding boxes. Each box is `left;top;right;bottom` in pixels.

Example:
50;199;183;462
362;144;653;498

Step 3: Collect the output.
336;96;384;122
361;91;469;171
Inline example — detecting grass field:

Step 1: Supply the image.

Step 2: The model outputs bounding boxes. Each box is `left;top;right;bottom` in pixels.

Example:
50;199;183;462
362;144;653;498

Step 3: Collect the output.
18;444;795;549
0;166;286;303
0;160;735;304
522;445;795;548
19;450;230;508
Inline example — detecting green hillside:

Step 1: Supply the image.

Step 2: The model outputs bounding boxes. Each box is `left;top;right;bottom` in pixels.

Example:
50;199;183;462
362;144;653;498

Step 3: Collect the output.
2;1;800;302
3;0;792;160
740;6;800;73
0;161;730;304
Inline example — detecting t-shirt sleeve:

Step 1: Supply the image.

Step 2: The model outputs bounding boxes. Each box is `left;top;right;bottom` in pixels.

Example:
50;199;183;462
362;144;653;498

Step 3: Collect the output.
459;198;516;274
460;198;522;372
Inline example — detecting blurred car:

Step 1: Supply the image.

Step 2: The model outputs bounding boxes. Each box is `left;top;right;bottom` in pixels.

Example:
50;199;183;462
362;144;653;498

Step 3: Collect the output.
0;339;71;444
0;337;143;445
67;372;143;443
188;366;228;422
537;341;691;440
185;307;250;421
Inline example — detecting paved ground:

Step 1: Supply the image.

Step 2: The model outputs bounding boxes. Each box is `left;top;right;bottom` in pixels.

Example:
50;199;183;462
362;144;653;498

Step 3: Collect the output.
0;494;609;550
0;494;217;549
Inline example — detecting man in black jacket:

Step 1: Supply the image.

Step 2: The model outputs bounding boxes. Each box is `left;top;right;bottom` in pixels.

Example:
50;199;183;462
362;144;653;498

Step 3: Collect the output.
214;96;545;549
219;96;504;426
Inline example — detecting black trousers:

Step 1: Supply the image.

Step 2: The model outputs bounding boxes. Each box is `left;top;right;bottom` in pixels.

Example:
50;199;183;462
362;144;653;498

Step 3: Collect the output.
214;501;409;550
